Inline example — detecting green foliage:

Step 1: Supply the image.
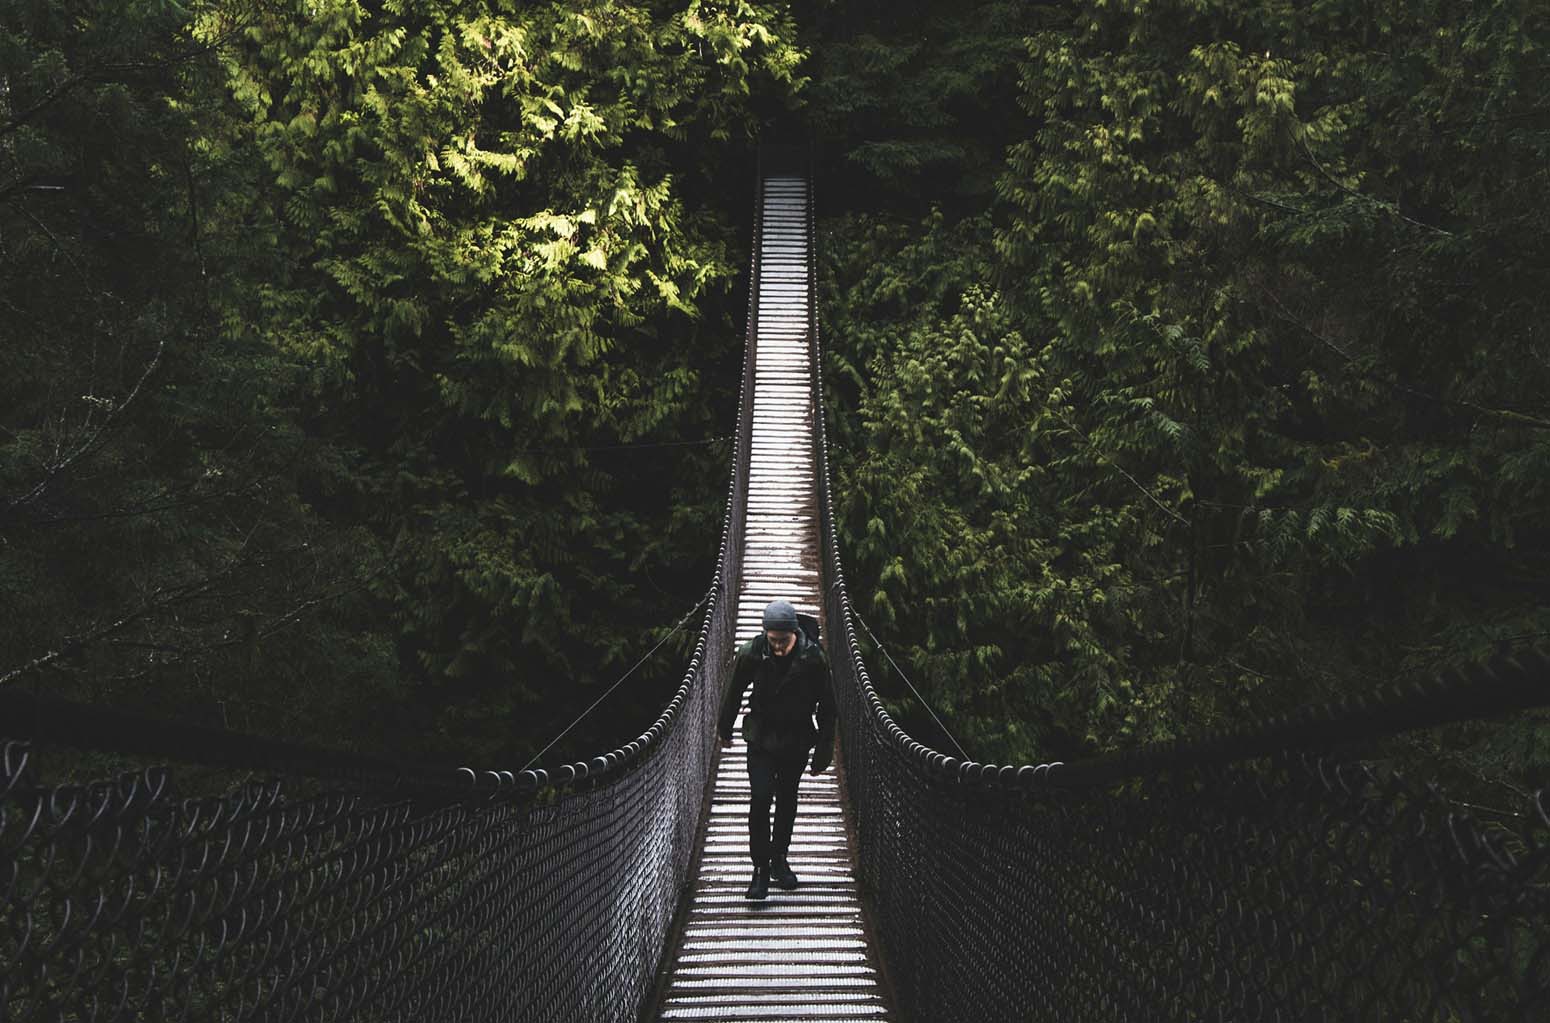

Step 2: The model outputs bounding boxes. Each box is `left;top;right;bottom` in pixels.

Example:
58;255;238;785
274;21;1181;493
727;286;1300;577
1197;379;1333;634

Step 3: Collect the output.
8;0;1546;786
823;213;1059;760
824;0;1550;773
792;0;1035;205
190;0;802;761
1001;0;1550;743
0;0;401;746
2;0;802;763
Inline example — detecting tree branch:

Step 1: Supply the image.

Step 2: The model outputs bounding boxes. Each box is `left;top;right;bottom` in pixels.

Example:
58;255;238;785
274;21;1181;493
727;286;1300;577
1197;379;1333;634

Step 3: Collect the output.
1258;283;1550;430
1298;134;1454;239
3;337;166;516
1052;410;1192;528
0;17;261;139
0;576;213;686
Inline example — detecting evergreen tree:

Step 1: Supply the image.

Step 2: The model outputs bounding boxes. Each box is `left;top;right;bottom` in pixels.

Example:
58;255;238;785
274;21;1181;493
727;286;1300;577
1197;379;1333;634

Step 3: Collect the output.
821;0;1550;775
0;0;401;745
191;0;804;760
1;0;805;764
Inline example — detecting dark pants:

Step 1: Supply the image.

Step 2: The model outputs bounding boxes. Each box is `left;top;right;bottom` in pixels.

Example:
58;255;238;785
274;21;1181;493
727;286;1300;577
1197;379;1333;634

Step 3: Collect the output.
746;746;808;868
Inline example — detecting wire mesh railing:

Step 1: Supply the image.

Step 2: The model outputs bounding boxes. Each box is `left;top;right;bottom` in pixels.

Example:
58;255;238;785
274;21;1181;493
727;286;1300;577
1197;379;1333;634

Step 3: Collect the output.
803;157;1550;1020
0;167;770;1023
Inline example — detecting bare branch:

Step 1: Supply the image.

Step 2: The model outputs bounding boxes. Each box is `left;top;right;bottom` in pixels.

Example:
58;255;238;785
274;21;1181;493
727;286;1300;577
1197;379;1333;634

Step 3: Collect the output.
1298;135;1454;239
1258;284;1550;430
3;337;166;516
9;200;88;281
0;15;261;140
0;576;213;686
1051;409;1192;528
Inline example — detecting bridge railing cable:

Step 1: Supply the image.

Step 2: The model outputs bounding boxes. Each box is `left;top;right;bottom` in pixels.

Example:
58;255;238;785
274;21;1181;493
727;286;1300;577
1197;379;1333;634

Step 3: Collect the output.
0;172;767;1023
802;153;1550;1021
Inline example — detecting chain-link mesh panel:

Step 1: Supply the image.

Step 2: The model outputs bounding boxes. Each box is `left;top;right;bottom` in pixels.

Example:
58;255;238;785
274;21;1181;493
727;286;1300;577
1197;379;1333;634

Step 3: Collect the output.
818;702;1550;1023
804;153;1550;1020
3;560;735;1023
2;727;701;1022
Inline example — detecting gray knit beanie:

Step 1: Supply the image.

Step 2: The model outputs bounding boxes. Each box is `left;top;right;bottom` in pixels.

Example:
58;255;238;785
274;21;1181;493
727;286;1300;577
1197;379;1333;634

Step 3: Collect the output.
761;600;799;632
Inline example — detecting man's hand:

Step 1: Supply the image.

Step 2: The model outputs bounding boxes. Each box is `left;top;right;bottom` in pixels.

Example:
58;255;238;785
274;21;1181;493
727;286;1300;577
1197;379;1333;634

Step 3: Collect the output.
809;762;828;776
719;736;733;749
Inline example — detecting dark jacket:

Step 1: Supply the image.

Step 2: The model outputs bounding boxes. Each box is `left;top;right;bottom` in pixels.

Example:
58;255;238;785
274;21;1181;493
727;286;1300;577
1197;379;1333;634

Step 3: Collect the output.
718;631;836;772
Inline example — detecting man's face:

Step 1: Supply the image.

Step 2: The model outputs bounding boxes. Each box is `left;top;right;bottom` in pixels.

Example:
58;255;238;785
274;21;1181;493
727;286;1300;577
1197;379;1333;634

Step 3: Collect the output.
766;629;797;657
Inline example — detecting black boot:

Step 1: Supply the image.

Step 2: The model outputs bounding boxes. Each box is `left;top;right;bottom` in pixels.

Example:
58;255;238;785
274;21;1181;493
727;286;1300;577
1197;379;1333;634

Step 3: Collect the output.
745;866;769;901
769;857;799;890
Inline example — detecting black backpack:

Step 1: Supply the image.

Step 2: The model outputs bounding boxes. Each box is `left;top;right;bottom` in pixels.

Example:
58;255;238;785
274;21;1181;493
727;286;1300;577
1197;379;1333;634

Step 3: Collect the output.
795;612;822;650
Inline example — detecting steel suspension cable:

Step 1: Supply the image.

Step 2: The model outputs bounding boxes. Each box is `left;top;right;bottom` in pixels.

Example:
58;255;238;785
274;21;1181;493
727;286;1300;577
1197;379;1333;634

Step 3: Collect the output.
846;598;971;762
518;582;718;773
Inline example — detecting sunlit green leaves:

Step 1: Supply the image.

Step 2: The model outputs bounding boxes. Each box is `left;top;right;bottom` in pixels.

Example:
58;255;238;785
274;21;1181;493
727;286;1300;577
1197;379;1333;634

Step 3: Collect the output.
167;0;802;759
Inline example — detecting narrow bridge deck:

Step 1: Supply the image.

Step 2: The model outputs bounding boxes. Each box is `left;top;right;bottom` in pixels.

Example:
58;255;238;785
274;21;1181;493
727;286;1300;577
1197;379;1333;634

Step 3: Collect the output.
652;176;893;1021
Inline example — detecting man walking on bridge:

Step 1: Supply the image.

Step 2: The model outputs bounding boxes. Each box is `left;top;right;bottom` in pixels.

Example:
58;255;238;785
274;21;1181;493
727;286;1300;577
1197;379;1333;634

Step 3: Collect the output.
718;600;836;901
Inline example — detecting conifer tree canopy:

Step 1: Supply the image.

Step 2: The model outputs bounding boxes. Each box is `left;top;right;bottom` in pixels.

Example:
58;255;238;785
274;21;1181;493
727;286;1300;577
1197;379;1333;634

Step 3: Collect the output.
2;0;1545;789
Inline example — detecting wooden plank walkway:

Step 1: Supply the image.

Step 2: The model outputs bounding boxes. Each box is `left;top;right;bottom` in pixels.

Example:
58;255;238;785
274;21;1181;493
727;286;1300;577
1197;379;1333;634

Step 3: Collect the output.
651;177;894;1021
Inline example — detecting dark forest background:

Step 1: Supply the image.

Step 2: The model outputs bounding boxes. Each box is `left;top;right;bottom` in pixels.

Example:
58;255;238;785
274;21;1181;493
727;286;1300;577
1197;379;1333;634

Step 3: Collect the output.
3;0;1547;794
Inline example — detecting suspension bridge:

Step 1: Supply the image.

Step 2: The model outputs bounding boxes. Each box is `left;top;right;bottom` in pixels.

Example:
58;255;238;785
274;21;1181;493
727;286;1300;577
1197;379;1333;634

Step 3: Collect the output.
2;146;1547;1023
